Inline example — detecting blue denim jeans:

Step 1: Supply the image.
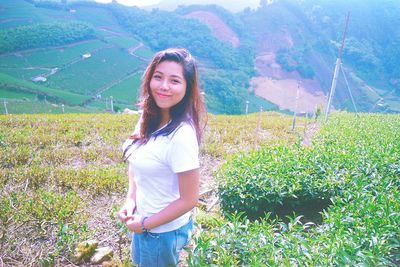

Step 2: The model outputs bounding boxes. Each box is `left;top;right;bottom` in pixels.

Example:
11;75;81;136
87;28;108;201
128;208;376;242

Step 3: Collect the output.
131;217;193;267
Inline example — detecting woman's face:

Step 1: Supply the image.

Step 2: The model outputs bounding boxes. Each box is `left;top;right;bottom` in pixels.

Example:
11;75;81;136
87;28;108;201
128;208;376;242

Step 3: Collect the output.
150;60;187;114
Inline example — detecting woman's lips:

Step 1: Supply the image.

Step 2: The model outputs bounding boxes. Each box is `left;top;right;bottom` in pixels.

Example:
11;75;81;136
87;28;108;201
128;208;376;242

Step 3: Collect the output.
156;92;171;98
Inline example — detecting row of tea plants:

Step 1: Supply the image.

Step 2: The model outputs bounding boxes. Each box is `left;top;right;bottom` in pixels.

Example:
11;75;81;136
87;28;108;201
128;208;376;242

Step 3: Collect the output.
189;112;400;266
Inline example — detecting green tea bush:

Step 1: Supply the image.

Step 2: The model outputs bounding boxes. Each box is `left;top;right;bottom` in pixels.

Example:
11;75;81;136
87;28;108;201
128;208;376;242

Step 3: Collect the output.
217;144;345;219
192;112;400;265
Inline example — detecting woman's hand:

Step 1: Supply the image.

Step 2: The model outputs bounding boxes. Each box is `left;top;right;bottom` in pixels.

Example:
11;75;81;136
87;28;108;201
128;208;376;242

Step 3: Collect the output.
117;199;136;222
126;214;144;233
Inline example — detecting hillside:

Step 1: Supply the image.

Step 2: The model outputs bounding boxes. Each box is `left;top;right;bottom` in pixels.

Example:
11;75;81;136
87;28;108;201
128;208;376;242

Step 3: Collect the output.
0;0;399;115
168;0;400;113
0;0;272;115
0;0;154;114
240;0;400;113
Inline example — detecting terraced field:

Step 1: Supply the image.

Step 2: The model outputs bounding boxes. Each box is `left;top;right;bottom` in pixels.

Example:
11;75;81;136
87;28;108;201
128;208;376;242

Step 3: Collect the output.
0;0;153;113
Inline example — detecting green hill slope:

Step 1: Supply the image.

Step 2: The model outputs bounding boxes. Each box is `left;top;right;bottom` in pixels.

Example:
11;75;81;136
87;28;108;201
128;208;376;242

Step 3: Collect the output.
0;0;152;113
0;0;275;114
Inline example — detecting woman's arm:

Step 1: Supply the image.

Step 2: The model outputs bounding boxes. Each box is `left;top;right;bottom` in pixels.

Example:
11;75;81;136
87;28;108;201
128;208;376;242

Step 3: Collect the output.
126;168;199;232
118;164;137;222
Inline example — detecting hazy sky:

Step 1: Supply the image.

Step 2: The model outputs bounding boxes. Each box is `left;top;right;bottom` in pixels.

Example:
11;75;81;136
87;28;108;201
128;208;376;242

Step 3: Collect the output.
95;0;160;6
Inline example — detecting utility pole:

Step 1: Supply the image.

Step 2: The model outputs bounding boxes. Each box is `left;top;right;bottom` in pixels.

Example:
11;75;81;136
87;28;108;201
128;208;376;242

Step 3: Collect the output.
292;83;300;130
256;106;263;133
3;100;8;115
110;96;114;113
325;13;350;121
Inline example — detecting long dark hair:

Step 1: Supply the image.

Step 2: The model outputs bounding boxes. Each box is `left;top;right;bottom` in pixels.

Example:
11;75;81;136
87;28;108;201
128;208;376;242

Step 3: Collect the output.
135;48;206;144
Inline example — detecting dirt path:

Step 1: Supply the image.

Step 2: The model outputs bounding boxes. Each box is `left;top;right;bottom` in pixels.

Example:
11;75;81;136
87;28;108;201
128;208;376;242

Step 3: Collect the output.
127;42;144;55
302;121;320;147
97;26;130;37
127;42;150;62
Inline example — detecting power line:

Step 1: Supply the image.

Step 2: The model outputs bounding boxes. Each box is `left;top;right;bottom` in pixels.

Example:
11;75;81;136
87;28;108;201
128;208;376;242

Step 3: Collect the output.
340;63;358;114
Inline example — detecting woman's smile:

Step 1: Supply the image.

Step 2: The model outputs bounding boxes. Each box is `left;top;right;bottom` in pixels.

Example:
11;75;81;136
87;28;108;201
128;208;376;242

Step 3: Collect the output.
156;92;172;98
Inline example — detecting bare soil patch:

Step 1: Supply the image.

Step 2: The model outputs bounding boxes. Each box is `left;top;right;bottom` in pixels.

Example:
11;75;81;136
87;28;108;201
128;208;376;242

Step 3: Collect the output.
250;76;327;113
185;11;240;48
255;52;298;79
256;30;294;52
251;51;328;113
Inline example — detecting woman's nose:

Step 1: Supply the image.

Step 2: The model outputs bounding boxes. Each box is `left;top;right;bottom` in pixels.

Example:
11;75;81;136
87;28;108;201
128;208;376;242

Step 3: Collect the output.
160;79;169;91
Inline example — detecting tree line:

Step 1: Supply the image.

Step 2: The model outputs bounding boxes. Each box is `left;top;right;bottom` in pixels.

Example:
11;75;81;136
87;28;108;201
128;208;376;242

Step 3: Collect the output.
0;21;95;54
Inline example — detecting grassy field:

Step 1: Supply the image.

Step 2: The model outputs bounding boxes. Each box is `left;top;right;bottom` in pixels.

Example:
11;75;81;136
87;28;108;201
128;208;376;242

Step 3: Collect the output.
101;72;142;105
0;40;146;107
0;99;99;114
1;111;398;265
0;87;37;100
45;48;142;94
0;39;147;114
0;0;45;29
16;40;111;68
134;45;154;59
0;111;307;265
0;73;91;105
105;36;141;49
72;6;123;30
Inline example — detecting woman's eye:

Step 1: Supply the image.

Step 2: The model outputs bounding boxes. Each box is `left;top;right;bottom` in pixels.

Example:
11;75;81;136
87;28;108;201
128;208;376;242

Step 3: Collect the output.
172;79;180;84
153;75;162;80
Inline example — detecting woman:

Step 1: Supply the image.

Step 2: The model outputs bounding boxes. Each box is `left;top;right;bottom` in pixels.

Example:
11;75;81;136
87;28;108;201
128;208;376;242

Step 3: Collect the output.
118;48;206;266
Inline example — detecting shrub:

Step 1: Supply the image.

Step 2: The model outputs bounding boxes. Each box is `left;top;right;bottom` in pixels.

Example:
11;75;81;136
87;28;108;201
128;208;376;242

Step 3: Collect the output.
195;112;400;265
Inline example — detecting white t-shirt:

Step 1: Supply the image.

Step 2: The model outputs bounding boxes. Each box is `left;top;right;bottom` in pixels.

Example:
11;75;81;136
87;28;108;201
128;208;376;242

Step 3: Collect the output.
122;121;199;233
